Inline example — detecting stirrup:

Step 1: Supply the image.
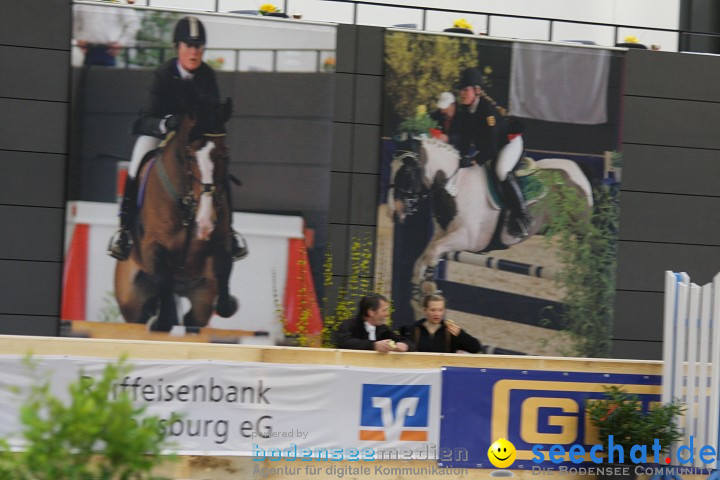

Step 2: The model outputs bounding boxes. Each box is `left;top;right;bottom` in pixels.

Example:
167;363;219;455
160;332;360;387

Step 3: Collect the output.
107;229;132;261
507;214;530;239
231;231;248;262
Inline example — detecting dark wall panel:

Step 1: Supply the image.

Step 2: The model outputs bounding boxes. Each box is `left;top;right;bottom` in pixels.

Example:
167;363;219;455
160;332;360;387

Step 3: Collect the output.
0;0;69;337
333;73;354;123
618;192;720;244
350;173;379;225
613;290;664;342
618;49;720;359
335;24;357;75
356;26;383;76
0;99;68;153
352;124;382;173
623;96;720;149
621;144;720;196
329;172;351;224
0;0;70;49
0;206;64;262
625;50;720;102
0;46;70;102
0;316;59;337
228;72;335;118
612;340;663;361
616;241;720;292
328;223;350;276
229;164;330;213
230;118;333;161
327;25;384;310
354;75;383;125
332;123;352;171
0;260;62;316
0;152;66;208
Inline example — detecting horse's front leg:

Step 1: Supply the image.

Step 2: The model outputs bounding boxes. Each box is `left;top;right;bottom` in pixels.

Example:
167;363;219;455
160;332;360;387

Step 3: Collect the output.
213;249;238;318
411;236;450;301
115;257;156;323
184;276;216;328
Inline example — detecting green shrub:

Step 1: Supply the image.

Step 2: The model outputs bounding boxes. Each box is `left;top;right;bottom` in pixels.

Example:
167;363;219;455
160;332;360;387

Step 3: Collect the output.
586;385;684;456
0;357;175;480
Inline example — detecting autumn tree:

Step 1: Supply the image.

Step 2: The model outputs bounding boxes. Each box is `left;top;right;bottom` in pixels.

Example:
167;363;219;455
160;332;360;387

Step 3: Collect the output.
384;31;479;122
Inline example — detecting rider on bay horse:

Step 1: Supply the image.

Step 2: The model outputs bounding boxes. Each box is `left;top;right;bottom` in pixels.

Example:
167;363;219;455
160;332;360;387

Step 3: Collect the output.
108;16;248;261
451;67;532;237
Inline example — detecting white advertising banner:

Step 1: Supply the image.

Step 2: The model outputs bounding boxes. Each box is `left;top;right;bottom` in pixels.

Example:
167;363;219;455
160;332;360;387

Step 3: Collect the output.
0;356;441;458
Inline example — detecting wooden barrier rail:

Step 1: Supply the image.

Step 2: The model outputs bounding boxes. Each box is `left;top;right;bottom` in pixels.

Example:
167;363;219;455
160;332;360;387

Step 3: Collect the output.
0;335;665;480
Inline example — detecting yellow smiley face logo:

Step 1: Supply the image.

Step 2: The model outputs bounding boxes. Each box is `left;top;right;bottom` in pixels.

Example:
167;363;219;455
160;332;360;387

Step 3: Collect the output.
488;438;516;469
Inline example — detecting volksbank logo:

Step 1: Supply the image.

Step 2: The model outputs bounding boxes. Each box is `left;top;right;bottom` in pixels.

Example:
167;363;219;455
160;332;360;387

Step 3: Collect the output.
359;384;429;442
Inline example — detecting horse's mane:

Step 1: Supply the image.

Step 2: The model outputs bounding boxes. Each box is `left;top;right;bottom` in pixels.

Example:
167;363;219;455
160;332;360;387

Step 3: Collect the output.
174;83;232;141
420;138;461;173
421;137;461;157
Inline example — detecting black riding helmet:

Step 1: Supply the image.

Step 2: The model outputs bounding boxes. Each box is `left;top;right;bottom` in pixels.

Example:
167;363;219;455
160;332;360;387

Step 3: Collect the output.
173;16;206;46
457;67;483;89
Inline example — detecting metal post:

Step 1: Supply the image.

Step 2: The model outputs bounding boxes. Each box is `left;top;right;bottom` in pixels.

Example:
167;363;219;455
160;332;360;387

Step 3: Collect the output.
548;20;553;42
272;50;277;72
422;9;427;30
316;50;321;73
486;15;491;36
353;2;358;25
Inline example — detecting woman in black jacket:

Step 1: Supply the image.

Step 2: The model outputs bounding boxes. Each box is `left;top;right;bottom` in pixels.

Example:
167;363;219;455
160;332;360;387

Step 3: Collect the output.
401;294;481;354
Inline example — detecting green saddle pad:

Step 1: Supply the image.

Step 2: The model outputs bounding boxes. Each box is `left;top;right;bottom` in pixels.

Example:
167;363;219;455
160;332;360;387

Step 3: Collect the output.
485;158;546;207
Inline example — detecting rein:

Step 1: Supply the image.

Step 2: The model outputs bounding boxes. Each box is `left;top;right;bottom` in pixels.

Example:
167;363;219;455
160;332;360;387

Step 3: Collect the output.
151;130;228;268
154;132;227;226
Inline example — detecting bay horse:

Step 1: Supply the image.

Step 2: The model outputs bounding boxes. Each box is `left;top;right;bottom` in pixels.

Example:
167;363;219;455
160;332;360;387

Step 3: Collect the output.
114;99;238;331
390;138;594;301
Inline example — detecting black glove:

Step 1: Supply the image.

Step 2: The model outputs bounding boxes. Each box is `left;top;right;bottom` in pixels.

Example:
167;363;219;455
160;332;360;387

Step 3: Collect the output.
162;114;182;133
459;155;476;168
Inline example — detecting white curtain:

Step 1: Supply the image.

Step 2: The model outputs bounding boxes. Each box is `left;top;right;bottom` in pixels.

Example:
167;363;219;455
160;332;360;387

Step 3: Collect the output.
509;43;611;125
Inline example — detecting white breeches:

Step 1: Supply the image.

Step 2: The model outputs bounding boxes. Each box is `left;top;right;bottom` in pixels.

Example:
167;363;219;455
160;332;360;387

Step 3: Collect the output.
128;135;161;179
495;135;524;181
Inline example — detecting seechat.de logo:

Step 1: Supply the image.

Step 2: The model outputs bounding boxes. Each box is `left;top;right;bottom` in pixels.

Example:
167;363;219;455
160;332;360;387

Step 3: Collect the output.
359;384;430;442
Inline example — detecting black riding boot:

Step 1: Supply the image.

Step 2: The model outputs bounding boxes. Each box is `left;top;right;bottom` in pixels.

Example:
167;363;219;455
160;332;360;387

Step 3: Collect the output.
225;179;248;261
504;171;532;237
107;176;138;260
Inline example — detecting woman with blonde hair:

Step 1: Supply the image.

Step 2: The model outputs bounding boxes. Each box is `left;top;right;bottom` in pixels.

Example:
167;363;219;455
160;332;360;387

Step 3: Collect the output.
401;294;481;353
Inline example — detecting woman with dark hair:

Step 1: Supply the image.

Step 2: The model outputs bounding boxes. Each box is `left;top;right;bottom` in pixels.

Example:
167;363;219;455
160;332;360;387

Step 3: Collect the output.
401;294;481;354
335;293;414;352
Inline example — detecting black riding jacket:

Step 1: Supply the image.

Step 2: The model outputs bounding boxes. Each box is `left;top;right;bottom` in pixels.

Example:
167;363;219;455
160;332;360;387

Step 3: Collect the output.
133;59;220;138
400;319;481;354
451;95;509;165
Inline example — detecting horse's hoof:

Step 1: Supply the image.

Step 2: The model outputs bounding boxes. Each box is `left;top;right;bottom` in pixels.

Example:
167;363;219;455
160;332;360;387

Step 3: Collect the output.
216;296;238;318
146;315;166;332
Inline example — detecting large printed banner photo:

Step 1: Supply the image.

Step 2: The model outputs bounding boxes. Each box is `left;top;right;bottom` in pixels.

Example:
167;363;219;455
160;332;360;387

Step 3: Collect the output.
63;4;337;343
438;367;661;469
375;31;624;357
0;356;440;457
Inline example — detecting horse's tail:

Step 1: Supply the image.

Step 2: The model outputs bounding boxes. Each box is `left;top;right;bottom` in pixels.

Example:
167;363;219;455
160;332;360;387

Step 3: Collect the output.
535;158;594;208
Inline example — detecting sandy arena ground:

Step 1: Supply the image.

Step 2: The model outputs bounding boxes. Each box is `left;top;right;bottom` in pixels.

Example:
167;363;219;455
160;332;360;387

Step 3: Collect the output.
375;204;577;356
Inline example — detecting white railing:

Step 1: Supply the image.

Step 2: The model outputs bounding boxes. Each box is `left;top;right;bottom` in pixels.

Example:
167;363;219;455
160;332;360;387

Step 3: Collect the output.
663;271;720;469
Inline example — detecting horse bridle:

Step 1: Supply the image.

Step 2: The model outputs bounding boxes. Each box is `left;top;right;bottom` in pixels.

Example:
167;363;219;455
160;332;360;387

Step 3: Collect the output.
153;132;227;233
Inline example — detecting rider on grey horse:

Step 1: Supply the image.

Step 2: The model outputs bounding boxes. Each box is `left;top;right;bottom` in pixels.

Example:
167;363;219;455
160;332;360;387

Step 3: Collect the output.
451;67;532;237
108;16;248;262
